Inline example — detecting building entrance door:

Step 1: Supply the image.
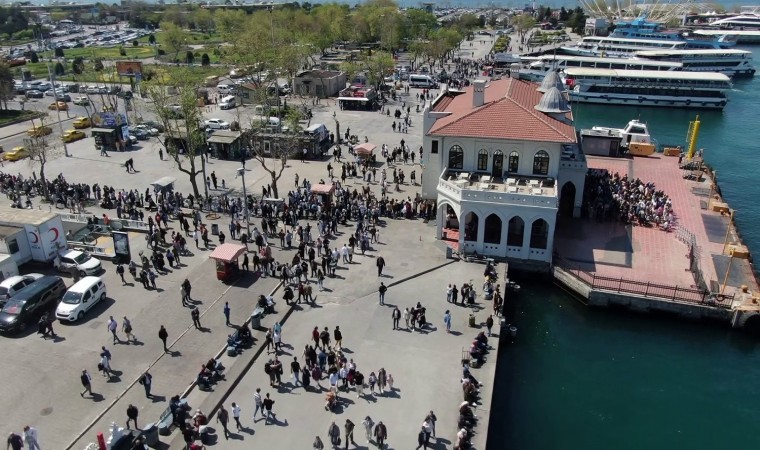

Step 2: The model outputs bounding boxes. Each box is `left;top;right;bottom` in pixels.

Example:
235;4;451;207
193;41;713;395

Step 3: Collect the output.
492;151;503;178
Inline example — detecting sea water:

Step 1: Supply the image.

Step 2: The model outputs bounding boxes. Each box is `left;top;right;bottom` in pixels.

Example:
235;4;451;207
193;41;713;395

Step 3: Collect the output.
487;46;760;450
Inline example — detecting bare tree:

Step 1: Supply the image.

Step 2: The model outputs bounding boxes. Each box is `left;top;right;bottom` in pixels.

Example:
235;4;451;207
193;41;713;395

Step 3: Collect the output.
26;115;63;202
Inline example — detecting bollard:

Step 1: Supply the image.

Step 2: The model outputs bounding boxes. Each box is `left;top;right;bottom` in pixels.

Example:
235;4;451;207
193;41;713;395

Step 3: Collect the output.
97;432;106;450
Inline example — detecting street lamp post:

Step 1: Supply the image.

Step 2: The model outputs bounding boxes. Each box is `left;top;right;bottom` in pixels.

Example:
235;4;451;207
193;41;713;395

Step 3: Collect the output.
237;162;251;235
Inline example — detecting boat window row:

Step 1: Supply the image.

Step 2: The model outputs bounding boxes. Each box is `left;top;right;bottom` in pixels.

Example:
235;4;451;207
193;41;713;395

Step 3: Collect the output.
585;86;728;98
570;75;731;88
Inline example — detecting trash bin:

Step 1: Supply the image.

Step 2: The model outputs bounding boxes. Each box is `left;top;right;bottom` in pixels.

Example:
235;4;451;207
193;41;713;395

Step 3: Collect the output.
140;423;159;448
250;310;262;329
468;314;476;328
211;223;219;236
446;247;453;259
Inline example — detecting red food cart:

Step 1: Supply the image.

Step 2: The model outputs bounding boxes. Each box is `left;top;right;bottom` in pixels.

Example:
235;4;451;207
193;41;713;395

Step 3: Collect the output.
209;243;247;282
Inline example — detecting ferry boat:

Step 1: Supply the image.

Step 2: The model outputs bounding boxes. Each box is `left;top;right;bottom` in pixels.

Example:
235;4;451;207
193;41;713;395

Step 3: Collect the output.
561;68;732;110
517;55;682;82
560;36;688;58
634;49;755;78
610;14;736;49
708;9;760;30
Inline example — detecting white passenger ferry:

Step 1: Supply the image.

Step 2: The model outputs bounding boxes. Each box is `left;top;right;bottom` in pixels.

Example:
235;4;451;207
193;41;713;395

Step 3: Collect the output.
561;68;732;110
708;10;760;30
560;36;688;58
517;55;682;82
634;49;755;78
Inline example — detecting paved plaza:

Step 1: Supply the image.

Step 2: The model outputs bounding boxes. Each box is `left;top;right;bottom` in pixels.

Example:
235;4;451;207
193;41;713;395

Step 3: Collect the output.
0;33;505;450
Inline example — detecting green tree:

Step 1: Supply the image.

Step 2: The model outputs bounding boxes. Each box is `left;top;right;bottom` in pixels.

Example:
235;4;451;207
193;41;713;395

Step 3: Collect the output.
360;50;394;90
160;21;189;63
511;14;537;42
144;68;206;199
214;9;246;42
567;7;587;34
191;8;215;33
404;8;437;40
0;6;29;38
148;33;156;45
26;115;61;202
29;51;39;63
72;57;85;75
54;62;65;76
54;47;64;58
162;5;187;27
0;62;14;110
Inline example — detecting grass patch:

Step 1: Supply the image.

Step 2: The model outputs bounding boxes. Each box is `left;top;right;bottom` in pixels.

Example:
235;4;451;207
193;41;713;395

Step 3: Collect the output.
0;109;44;127
41;46;157;60
138;30;224;46
13;62;227;85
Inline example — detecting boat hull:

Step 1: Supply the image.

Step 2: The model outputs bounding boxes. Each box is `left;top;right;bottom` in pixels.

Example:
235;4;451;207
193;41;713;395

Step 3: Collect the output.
568;92;727;110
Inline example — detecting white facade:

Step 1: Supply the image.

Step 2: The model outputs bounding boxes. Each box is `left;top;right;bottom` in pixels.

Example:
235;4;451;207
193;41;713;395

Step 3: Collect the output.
420;78;587;268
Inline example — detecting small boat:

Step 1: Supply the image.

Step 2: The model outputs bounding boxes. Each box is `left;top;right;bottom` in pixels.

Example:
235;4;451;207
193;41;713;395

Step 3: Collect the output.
580;119;658;157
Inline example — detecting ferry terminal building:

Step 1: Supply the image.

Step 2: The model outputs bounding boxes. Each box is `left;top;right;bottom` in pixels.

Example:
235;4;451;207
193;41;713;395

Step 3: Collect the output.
420;73;588;270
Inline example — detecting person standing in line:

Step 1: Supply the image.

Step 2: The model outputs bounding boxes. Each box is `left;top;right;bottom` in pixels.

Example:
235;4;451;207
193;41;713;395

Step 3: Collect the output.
486;314;494;337
158;325;169;352
444;310;452;334
333;326;343;350
345;419;356;448
193;230;199;248
262;393;275;425
253;388;263;421
217;405;230;439
182;279;192;303
122;316;135;342
224;302;231;326
126;404;139;430
22;426;40;450
107;316;119;344
362;416;374;443
374;421;388;449
354;370;365;398
391;307;400;330
387;373;394;391
191;307;201;329
378;282;387;305
328;421;340;447
231;402;242;431
139;370;152;398
376;255;385;277
402;308;410;329
451;284;458;304
80;369;93;397
313;436;325;450
320;327;331;350
446;284;453;302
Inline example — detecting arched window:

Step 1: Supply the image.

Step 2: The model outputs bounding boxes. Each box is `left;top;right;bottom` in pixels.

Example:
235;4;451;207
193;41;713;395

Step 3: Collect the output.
530;219;549;249
449;145;464;170
532;150;550;175
477;149;489;171
507;151;519;173
484;214;502;244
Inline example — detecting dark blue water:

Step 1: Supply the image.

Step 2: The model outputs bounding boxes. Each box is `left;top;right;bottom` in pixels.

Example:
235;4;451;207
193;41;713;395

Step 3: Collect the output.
487;46;760;450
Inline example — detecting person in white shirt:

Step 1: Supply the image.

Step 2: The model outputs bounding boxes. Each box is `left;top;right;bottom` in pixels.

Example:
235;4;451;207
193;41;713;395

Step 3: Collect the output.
230;402;242;431
23;426;40;450
253;388;263;421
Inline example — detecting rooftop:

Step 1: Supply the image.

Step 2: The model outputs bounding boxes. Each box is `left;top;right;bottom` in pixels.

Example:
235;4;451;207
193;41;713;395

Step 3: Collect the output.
0;205;60;227
428;77;577;143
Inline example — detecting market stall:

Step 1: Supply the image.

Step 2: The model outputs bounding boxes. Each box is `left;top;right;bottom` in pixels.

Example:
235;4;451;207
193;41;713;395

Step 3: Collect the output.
209;243;247;282
353;142;376;164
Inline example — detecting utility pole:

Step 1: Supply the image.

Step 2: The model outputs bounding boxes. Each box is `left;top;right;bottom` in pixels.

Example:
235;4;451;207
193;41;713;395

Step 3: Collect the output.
237;160;251;235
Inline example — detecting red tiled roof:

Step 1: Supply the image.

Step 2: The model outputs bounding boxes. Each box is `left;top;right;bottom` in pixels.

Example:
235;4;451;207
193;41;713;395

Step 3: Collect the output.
428;78;577;143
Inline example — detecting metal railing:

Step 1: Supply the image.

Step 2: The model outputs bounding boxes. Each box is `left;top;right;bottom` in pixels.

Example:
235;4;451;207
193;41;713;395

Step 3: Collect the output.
554;256;734;308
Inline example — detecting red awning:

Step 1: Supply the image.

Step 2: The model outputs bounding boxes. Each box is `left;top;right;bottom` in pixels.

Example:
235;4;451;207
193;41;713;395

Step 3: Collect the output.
354;143;376;156
209;243;247;262
311;183;336;195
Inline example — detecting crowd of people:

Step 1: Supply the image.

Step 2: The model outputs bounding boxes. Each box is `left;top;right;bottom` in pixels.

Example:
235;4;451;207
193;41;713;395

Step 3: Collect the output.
583;169;675;230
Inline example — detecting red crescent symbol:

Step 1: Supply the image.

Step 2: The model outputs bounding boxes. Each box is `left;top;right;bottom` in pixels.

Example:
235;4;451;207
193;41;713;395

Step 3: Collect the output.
49;228;60;241
28;232;39;244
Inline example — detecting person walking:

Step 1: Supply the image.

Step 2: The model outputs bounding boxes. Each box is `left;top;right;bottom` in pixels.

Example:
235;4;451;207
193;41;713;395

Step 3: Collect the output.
374;421;388;449
333;326;343;350
486;314;494;337
122;316;135;342
139;370;152;398
328;421;340;447
378;282;387;305
344;419;356;448
253;388;263;421
22;426;40;450
313;436;325;450
191;307;201;329
444;310;452;334
231;402;242;430
224;302;231;326
217;405;230;440
415;426;427;450
107;316;119;344
376;255;385;277
262;393;275;424
126;404;139;430
79;369;93;397
116;263;126;285
391;307;401;330
158;325;169;352
426;411;437;438
6;432;23;450
402;308;410;329
182;278;192;303
291;356;301;386
362;416;374;443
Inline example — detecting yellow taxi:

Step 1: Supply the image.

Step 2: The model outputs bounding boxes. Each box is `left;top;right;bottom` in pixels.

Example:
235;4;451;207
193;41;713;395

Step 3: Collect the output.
48;101;68;111
3;147;29;161
27;126;52;137
62;129;86;143
72;117;91;129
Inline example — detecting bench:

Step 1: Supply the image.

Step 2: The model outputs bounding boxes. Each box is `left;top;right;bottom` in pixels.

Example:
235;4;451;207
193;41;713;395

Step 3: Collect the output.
461;348;471;366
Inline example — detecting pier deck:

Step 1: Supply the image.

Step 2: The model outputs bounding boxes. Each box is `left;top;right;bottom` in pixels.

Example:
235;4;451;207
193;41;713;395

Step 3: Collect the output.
555;153;759;304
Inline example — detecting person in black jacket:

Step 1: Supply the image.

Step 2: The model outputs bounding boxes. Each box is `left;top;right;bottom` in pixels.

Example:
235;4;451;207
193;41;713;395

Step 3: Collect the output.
126;404;138;429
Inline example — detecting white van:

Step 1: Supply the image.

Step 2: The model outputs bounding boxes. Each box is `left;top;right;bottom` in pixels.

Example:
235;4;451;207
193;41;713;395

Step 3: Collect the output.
409;74;438;89
217;84;235;95
219;95;237;110
55;276;107;322
304;123;328;143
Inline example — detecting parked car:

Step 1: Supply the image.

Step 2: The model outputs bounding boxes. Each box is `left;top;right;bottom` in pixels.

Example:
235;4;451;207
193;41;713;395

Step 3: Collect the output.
131;128;150;140
62;129;86;143
48;101;68;111
72;117;91;129
56;94;72;102
54;250;102;277
25;90;43;98
133;124;159;136
55;276;107;322
204;118;230;130
140;120;165;132
73;96;90;106
27;126;52;137
0;273;44;306
0;276;66;334
3;147;29;161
